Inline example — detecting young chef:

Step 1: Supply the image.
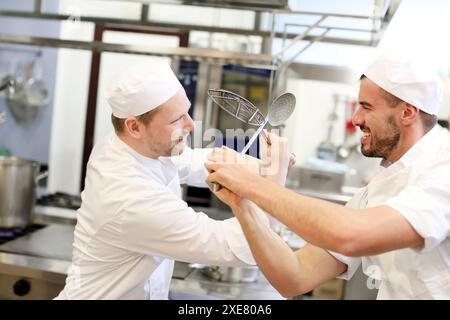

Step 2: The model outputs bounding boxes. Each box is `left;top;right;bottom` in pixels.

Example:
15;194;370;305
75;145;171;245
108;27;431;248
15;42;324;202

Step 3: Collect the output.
56;60;282;299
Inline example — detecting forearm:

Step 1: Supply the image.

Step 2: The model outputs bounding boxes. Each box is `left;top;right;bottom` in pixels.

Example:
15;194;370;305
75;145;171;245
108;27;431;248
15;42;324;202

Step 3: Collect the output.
243;177;359;254
232;202;310;297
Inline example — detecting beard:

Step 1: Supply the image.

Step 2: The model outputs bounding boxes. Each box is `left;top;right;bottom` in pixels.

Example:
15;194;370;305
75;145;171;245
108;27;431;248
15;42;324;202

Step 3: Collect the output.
360;115;400;159
169;139;187;156
168;132;190;156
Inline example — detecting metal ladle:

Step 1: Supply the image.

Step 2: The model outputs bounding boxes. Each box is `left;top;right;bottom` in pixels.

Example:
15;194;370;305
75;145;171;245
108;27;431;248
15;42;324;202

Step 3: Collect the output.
207;90;296;192
240;92;296;154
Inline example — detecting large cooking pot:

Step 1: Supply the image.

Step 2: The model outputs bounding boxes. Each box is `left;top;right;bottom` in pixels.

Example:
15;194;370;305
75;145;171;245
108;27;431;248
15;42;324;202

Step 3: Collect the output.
0;156;47;228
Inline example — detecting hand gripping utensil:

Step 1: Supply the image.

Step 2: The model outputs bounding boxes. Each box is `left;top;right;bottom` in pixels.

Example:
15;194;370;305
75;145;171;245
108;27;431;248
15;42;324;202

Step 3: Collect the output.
206;89;296;192
206;89;265;192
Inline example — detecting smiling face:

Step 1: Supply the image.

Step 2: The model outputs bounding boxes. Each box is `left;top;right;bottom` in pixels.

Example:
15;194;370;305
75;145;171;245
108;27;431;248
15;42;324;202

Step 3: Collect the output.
139;88;195;157
352;77;402;160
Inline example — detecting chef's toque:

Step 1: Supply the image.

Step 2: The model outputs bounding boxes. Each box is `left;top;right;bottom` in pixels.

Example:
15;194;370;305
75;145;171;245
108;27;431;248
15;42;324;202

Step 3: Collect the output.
105;60;182;118
363;54;443;115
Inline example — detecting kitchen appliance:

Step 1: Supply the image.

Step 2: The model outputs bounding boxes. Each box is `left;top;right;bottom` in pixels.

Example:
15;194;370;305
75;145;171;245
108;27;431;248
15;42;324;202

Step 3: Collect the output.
297;166;346;193
0;156;47;228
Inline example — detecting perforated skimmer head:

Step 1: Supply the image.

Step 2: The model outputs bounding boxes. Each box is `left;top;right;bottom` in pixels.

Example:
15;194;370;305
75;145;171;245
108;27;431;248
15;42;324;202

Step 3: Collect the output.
207;89;266;126
267;92;296;127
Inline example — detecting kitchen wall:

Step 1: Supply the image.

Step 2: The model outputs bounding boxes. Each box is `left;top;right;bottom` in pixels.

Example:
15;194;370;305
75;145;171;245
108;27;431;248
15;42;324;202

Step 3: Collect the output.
0;0;60;164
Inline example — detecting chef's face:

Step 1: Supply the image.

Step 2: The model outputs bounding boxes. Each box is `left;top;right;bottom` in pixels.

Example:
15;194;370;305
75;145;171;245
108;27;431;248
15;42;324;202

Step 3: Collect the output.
352;78;401;160
142;88;195;157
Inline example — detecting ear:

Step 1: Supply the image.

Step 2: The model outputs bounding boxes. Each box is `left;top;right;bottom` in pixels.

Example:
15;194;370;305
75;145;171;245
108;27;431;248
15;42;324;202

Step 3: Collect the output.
400;103;420;126
124;117;143;139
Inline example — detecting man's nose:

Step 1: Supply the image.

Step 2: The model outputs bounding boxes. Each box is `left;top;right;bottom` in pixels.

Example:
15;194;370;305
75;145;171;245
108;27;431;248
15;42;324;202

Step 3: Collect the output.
185;113;195;131
352;107;364;127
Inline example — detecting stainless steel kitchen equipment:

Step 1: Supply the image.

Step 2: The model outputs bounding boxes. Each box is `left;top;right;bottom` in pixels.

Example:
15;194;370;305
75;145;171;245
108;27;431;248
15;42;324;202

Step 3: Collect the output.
0;223;73;300
6;58;49;123
0;156;47;228
207;88;267;127
207;89;296;150
240;92;296;154
297;166;345;193
207;88;267;191
0;75;17;124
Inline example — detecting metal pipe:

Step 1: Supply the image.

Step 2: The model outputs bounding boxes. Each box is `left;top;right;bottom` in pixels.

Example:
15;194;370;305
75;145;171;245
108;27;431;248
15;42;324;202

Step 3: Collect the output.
0;34;274;65
0;46;42;56
285;29;330;66
274;15;327;58
283;23;377;34
272;9;380;20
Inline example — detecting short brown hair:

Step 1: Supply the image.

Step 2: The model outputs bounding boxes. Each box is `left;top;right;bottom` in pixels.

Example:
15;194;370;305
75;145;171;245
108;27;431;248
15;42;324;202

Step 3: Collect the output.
111;110;156;134
360;74;437;132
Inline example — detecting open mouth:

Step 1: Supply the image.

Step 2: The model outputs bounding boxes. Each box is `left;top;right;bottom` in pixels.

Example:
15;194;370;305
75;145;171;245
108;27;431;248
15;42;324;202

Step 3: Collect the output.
361;130;371;145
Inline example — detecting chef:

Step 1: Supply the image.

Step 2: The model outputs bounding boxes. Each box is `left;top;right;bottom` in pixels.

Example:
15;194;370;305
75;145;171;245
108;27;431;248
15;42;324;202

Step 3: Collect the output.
206;54;450;299
55;60;274;300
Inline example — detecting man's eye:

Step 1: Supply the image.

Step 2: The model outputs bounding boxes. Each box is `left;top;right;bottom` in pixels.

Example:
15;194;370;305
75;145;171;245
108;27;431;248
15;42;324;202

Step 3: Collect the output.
172;115;184;123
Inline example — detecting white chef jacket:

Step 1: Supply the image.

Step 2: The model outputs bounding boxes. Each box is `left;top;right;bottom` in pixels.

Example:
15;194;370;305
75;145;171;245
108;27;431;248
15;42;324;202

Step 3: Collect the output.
329;126;450;299
56;132;256;300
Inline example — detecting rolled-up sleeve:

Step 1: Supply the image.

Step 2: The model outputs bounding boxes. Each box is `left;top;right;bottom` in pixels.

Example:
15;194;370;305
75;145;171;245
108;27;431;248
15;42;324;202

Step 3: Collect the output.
328;251;362;280
383;166;450;253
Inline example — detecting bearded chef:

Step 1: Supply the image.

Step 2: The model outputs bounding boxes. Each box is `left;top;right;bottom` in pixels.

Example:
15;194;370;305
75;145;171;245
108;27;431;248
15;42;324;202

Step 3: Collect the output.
206;53;450;299
55;60;278;300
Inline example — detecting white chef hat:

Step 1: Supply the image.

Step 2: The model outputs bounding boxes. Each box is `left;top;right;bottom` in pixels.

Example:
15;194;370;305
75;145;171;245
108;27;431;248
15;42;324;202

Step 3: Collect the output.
363;54;443;115
105;60;182;118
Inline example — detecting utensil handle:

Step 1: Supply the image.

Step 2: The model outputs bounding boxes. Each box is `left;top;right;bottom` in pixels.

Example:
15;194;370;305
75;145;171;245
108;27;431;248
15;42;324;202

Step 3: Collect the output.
207;181;221;192
241;117;268;155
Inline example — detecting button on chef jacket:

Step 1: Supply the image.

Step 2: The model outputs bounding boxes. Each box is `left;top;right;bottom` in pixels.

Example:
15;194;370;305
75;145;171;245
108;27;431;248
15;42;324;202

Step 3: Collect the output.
329;126;450;299
56;132;256;300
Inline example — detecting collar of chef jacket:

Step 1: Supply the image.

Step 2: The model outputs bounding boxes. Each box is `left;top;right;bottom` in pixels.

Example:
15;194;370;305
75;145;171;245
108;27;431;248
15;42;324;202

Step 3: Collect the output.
369;125;444;188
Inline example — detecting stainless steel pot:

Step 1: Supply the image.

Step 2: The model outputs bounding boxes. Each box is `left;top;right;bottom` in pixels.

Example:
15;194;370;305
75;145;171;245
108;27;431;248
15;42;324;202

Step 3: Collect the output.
190;264;260;283
0;156;47;228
